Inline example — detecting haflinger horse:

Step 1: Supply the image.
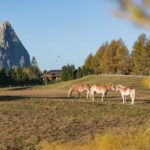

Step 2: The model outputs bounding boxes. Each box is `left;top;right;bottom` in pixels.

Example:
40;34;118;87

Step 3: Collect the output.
115;85;135;105
68;84;91;99
90;84;115;102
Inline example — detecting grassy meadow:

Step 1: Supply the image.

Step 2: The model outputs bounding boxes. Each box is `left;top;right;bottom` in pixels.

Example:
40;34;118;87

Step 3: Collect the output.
0;75;150;150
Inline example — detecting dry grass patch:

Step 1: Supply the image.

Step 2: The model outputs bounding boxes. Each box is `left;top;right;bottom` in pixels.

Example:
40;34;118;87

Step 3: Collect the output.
37;127;150;150
0;75;149;149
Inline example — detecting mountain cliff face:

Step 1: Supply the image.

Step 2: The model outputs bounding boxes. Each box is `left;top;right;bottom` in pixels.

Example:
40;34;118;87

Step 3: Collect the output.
0;21;30;69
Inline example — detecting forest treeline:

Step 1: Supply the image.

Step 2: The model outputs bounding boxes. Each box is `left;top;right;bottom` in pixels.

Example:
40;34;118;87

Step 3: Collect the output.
0;57;42;86
60;33;150;81
84;33;150;75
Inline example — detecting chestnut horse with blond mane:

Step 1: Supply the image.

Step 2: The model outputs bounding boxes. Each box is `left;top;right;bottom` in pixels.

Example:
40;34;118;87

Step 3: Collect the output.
115;85;135;105
90;84;115;102
68;84;91;99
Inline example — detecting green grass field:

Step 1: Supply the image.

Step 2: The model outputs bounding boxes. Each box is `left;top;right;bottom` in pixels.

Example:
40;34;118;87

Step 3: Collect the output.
0;75;150;150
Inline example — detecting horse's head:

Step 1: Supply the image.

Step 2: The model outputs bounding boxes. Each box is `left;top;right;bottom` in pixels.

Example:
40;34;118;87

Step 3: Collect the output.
115;85;121;92
110;84;116;91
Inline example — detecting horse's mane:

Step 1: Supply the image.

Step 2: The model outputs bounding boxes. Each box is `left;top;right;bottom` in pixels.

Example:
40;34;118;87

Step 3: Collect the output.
117;84;125;88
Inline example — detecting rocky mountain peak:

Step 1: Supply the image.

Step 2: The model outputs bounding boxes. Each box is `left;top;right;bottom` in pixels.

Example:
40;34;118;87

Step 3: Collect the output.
0;21;30;69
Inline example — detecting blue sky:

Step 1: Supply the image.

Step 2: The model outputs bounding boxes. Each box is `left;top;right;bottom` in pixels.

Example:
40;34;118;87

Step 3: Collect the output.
0;0;149;70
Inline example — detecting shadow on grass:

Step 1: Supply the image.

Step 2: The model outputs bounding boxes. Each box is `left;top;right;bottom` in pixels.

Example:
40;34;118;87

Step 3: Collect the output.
0;96;70;102
8;86;31;91
143;100;150;103
0;95;150;104
0;96;93;102
0;96;29;101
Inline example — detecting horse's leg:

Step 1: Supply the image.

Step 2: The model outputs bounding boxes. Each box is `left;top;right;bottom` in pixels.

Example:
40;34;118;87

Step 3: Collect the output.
130;94;134;105
101;93;104;102
68;88;72;97
78;91;81;98
89;89;92;100
90;89;95;101
104;91;107;101
93;91;95;102
79;93;81;98
122;94;125;104
89;91;91;100
131;90;135;105
75;91;78;98
124;96;126;103
92;92;95;102
86;90;89;99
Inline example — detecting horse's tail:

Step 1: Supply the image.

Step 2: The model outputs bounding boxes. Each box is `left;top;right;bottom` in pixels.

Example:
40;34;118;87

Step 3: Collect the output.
68;87;73;97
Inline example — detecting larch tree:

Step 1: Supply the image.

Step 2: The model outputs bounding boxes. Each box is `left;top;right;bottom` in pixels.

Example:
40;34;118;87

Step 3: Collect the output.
132;34;147;75
93;43;108;74
84;53;94;69
144;39;150;75
115;39;130;74
102;40;118;74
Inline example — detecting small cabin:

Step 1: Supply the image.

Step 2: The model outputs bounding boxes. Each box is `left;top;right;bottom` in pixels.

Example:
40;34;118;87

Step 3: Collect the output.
42;70;61;82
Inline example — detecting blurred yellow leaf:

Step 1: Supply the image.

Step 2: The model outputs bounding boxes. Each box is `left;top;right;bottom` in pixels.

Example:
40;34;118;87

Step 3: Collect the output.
113;0;150;30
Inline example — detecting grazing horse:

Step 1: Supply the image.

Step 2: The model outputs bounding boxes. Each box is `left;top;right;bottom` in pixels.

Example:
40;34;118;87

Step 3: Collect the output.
68;84;91;99
115;85;135;105
90;84;115;102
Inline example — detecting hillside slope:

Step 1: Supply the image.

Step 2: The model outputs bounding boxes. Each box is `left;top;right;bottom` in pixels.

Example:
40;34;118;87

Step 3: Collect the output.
36;74;148;90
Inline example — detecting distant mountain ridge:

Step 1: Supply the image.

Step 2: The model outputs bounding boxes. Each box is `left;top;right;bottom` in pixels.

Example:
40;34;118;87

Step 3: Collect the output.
0;21;30;69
